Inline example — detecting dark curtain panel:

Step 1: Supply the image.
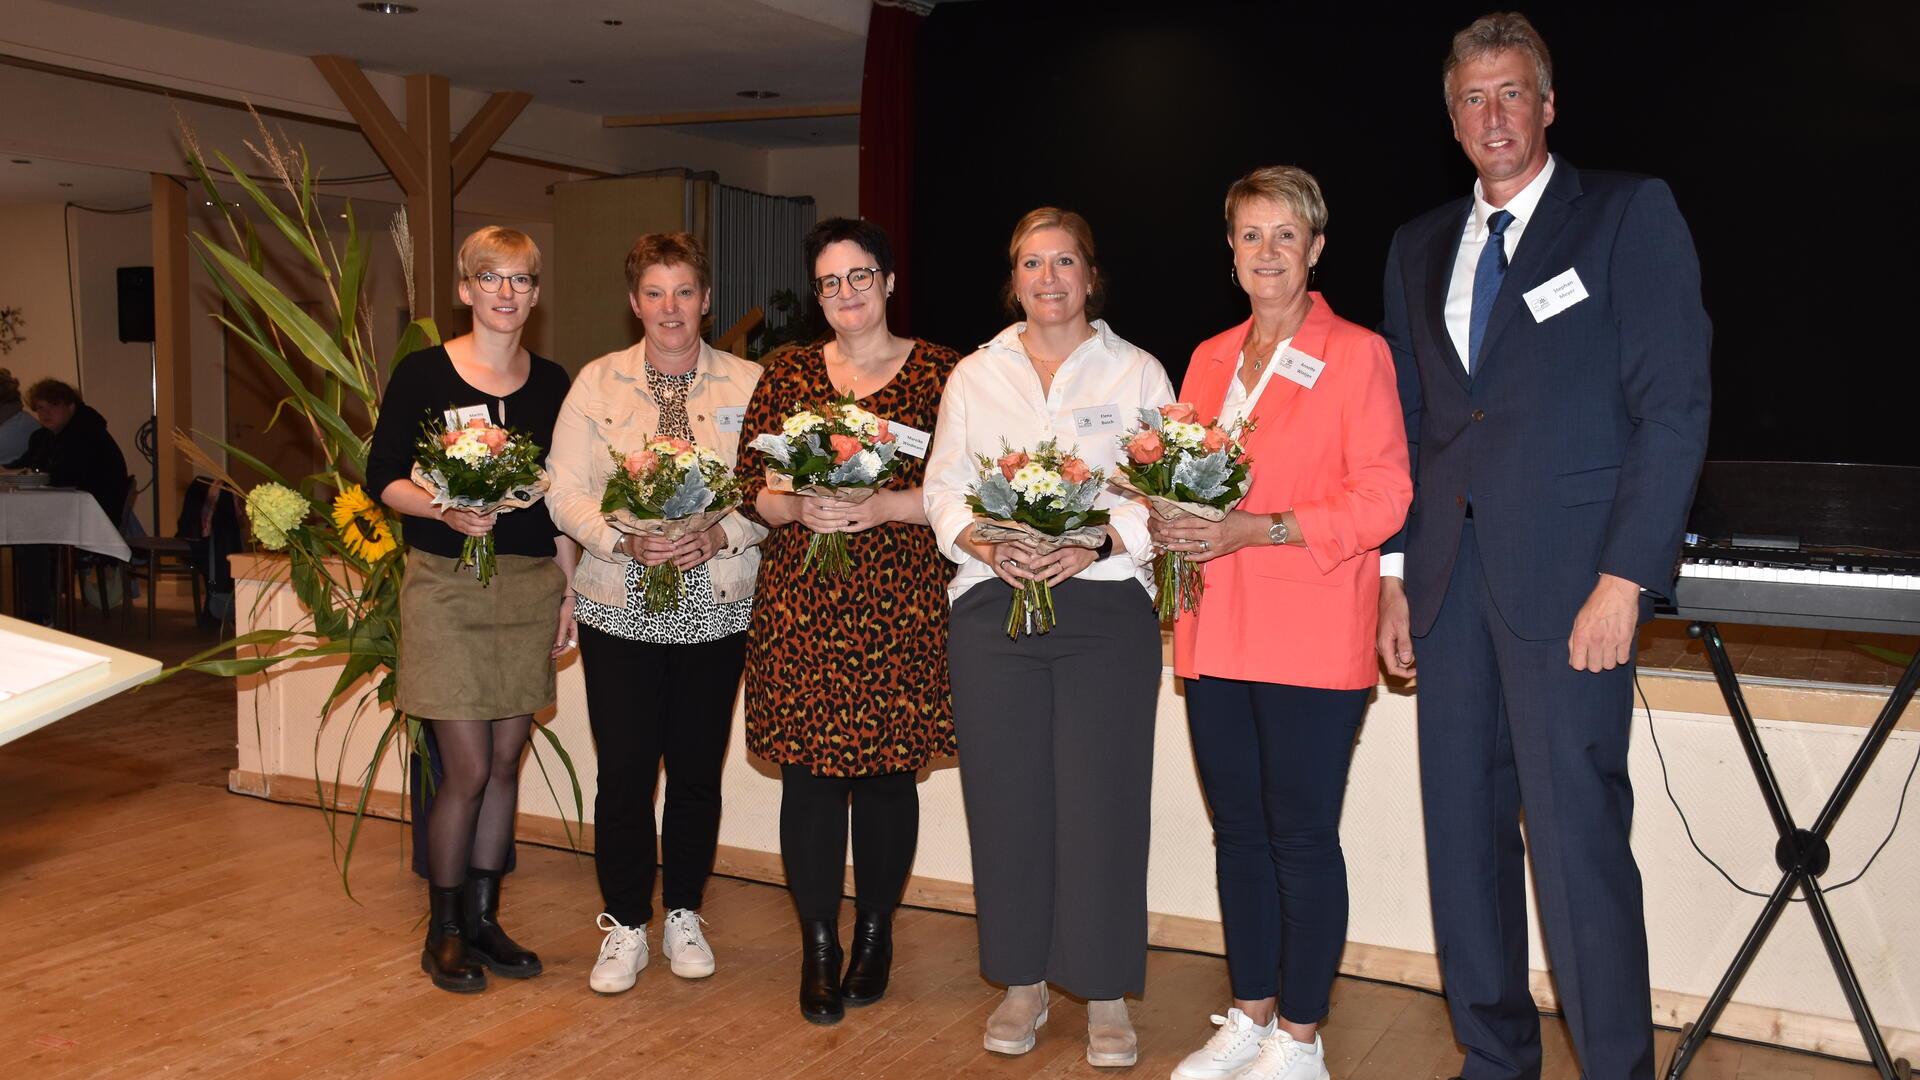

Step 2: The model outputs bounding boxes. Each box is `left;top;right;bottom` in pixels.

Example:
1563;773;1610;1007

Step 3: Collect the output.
859;2;922;334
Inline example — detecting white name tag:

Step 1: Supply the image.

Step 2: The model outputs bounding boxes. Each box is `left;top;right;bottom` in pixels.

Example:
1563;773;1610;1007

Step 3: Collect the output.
1071;403;1125;436
1523;267;1590;322
889;421;931;459
713;405;746;433
1270;346;1326;390
443;403;491;429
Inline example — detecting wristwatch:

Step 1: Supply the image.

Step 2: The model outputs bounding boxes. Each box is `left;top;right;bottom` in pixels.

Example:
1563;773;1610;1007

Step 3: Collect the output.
1267;514;1290;546
1094;532;1115;560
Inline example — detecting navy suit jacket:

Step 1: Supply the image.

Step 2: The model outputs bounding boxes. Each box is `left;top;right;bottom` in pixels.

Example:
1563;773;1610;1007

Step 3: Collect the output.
1381;160;1711;641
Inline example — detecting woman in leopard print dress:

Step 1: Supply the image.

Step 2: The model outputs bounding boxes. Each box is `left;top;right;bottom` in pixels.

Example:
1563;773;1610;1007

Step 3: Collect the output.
735;218;959;1025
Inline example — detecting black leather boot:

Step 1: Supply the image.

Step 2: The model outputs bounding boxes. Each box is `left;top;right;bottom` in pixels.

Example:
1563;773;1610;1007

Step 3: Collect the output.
422;884;486;993
840;907;893;1006
798;919;845;1025
462;868;543;978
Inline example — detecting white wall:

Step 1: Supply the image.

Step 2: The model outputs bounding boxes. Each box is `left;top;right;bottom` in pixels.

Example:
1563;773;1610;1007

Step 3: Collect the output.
0;202;80;390
766;144;860;221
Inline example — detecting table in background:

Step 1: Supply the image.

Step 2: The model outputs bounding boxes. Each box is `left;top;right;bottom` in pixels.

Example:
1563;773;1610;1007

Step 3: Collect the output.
0;487;133;628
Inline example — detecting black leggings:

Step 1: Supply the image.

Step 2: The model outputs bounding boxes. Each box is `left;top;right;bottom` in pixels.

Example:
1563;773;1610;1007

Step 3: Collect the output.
779;765;920;922
424;715;533;888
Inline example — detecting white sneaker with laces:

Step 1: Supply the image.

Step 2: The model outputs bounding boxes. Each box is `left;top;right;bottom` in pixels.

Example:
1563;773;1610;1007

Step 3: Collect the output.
662;908;715;978
1170;1007;1276;1079
1238;1029;1330;1080
589;913;648;993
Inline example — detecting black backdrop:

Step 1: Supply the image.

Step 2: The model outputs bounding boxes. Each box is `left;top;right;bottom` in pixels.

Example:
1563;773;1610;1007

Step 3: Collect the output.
906;0;1920;466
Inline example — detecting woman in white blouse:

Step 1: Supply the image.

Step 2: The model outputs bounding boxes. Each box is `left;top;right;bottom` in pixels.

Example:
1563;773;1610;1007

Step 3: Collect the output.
924;207;1174;1069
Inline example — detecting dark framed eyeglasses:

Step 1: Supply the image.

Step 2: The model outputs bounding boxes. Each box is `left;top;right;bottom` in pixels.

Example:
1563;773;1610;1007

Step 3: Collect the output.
471;271;538;295
811;267;881;299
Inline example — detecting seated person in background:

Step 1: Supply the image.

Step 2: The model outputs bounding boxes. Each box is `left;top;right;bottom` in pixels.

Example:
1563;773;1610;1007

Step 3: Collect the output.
4;379;129;622
0;368;39;466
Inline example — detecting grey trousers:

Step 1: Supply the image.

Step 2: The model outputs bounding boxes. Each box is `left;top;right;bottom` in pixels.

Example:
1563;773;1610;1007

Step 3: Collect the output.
948;576;1163;999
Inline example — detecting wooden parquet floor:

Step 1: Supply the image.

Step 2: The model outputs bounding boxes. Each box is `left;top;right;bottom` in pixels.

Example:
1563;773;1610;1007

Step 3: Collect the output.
0;602;1878;1078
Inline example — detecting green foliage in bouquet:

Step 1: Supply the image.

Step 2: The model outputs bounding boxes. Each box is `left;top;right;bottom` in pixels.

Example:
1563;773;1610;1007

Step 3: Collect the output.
151;115;581;895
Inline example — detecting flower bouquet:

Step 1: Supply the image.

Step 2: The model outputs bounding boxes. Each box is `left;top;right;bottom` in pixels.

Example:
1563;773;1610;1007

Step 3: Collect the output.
1112;403;1255;620
746;397;901;575
965;439;1111;639
599;436;741;611
411;417;549;585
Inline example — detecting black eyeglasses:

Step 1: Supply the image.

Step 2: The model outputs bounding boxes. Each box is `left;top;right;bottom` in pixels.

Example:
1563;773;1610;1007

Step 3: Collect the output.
811;267;881;299
471;271;538;295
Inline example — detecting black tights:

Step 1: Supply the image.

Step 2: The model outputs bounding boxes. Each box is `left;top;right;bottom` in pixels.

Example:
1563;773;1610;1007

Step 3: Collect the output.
425;715;533;888
779;765;920;922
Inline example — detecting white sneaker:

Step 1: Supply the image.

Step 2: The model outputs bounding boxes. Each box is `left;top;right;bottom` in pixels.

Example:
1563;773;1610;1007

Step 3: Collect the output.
1170;1008;1276;1078
589;913;648;993
1238;1030;1330;1080
662;908;715;978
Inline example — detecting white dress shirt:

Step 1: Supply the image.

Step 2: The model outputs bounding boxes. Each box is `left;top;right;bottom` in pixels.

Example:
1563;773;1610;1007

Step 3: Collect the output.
1382;155;1556;580
1217;335;1294;430
924;320;1176;600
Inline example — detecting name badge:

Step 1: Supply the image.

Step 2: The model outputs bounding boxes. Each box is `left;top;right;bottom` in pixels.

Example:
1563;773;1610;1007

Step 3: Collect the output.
1523;267;1589;322
1071;403;1125;436
443;403;491;429
713;405;747;433
1271;346;1326;390
888;421;931;459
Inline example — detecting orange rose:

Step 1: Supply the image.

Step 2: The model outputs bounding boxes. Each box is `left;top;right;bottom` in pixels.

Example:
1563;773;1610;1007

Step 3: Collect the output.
1060;456;1092;484
440;430;462;447
874;419;896;444
479;427;509;454
997;450;1029;480
666;437;695;453
465;417;490;429
1201;426;1230;453
830;433;863;463
623;450;659;477
1160;402;1200;425
1126;430;1165;464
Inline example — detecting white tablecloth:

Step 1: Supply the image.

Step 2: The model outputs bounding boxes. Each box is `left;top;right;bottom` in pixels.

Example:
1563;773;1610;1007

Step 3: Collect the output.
0;489;132;561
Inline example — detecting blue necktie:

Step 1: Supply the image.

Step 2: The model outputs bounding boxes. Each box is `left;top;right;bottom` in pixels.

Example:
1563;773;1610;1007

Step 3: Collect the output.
1467;209;1514;376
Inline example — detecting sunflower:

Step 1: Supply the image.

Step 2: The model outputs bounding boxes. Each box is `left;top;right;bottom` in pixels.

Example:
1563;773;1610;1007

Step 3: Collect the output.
331;484;398;562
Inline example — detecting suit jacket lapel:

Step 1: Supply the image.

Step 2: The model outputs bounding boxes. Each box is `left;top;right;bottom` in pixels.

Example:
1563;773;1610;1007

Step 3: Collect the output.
1425;203;1470;391
1475;162;1584;376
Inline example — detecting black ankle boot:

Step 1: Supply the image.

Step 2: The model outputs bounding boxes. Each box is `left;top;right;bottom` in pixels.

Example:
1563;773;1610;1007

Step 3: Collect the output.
461;868;543;978
798;919;845;1024
422;884;486;993
840;907;893;1006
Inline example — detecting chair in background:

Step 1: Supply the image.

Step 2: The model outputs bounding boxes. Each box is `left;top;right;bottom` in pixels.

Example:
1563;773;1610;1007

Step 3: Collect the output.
127;476;241;636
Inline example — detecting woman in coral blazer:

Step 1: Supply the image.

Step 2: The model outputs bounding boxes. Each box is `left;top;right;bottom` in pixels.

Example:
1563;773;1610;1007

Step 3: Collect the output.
1155;168;1410;1080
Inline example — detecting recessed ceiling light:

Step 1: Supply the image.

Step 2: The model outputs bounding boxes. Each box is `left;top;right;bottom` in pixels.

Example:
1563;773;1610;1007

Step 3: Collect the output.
569;78;586;84
9;159;30;165
602;18;623;26
58;181;74;188
357;2;417;13
735;90;781;100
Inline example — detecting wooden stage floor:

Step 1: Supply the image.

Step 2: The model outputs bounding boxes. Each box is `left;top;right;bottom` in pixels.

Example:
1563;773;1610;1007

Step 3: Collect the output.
0;602;1877;1078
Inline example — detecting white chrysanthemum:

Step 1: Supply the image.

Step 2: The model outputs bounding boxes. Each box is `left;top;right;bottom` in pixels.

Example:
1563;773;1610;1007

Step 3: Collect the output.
447;435;491;465
1028;471;1067;500
1010;462;1051;494
782;411;826;436
1164;421;1208;450
842;405;882;436
698;447;723;465
674;450;699;468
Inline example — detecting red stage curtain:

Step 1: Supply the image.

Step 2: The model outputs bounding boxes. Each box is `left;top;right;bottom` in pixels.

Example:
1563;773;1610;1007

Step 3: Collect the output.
858;2;922;334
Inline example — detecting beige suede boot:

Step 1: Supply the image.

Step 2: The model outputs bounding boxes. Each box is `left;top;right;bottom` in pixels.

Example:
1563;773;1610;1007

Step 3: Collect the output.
1086;997;1139;1067
983;982;1050;1055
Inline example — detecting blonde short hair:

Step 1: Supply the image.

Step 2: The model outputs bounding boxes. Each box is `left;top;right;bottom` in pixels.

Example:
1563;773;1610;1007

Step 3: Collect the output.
1443;12;1553;105
456;225;542;279
1223;166;1329;239
1002;206;1105;319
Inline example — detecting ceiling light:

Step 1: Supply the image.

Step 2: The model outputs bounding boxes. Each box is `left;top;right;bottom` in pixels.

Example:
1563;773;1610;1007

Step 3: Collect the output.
59;182;74;188
357;2;417;13
9;159;30;165
735;90;781;100
602;18;623;26
569;78;586;84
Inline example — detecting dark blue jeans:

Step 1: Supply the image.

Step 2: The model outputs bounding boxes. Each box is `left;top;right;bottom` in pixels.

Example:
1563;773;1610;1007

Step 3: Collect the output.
1185;675;1368;1024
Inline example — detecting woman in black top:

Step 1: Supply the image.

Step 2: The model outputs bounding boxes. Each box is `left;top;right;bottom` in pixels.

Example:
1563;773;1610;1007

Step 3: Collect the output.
364;226;578;993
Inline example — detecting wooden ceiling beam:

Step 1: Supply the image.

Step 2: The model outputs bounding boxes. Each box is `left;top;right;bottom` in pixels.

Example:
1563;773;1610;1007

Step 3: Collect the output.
310;54;424;192
451;90;532;192
602;102;859;128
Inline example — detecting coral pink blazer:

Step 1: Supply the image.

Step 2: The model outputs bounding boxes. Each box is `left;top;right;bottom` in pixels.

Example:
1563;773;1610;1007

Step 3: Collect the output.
1172;294;1412;689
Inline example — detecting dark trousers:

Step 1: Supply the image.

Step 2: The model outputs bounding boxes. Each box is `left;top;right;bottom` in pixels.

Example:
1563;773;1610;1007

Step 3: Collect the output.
949;577;1163;1000
578;625;745;926
1415;524;1653;1080
1185;675;1369;1024
779;765;920;922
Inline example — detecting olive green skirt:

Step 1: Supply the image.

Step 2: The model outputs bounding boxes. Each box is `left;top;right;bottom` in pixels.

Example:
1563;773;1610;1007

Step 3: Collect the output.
396;550;565;721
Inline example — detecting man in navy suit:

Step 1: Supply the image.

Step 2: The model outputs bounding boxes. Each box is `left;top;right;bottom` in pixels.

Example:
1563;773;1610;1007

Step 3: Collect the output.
1376;12;1711;1080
